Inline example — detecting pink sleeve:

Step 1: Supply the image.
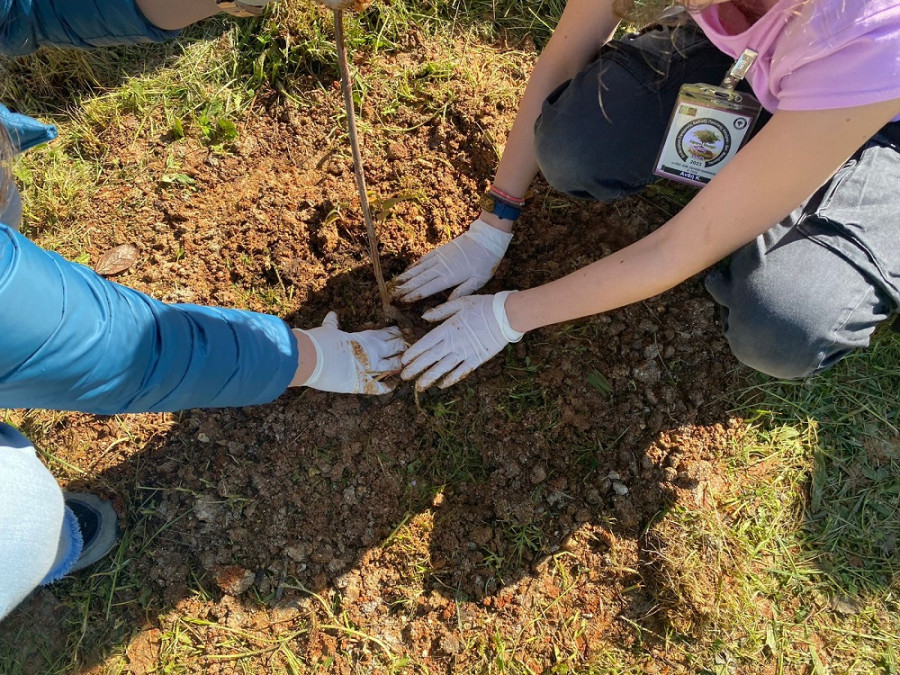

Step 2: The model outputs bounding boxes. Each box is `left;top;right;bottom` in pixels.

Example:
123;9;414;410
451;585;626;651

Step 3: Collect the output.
776;23;900;113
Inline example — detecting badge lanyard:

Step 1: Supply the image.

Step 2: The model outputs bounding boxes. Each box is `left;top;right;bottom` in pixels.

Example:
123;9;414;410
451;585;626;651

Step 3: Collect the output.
654;49;761;187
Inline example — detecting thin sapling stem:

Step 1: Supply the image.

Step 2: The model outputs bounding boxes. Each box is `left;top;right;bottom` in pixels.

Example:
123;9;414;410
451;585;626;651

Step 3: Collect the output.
333;9;407;325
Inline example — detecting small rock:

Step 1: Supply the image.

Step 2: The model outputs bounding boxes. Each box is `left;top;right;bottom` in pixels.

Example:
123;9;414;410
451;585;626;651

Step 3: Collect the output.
284;545;307;562
311;546;334;564
386;142;407;160
530;465;547;485
612;482;629;496
194;497;223;523
214;566;255;596
632;360;661;385
471;526;493;546
547;490;567;507
439;633;462;655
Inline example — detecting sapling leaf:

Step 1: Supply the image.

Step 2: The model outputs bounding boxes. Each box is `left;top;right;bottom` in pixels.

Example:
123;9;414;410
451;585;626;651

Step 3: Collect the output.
587;369;613;396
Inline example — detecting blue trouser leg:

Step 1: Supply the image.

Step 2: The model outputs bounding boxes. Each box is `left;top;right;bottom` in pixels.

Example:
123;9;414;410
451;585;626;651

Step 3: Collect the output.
532;18;899;378
0;423;75;621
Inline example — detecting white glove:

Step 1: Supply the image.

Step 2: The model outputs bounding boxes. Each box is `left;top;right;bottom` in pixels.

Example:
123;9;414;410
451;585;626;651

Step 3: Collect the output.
216;0;274;17
297;312;405;394
313;0;373;10
394;219;513;303
400;291;523;390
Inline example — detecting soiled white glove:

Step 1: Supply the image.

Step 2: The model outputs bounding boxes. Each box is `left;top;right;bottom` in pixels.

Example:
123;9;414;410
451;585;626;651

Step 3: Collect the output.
312;0;373;10
394;219;513;303
297;312;405;394
217;0;274;17
401;291;523;390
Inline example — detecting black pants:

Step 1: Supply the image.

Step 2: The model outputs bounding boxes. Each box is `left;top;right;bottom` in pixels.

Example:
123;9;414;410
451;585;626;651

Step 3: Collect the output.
532;18;900;379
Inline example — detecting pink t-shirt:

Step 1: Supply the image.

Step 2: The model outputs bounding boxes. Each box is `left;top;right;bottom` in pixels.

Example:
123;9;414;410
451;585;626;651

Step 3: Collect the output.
693;0;900;121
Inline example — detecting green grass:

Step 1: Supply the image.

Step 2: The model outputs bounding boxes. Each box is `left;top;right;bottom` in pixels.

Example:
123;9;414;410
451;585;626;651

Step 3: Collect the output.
1;1;898;674
639;332;900;673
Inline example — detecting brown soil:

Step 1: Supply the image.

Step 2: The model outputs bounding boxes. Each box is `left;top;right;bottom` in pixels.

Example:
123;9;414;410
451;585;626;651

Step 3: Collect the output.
2;32;750;673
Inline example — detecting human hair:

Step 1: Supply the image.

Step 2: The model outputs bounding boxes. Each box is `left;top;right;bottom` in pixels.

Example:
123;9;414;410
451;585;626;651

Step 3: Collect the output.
614;0;717;25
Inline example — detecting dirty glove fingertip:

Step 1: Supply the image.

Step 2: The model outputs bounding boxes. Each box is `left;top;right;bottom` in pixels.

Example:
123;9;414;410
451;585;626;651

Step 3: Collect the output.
321;311;339;329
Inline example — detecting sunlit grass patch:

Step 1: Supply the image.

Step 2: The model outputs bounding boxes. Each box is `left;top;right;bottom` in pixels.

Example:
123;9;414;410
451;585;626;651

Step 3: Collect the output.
641;331;900;673
1;2;898;674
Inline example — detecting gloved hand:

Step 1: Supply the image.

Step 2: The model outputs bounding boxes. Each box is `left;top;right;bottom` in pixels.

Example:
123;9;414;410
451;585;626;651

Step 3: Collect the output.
216;0;274;17
312;0;374;10
394;219;513;303
295;312;405;394
401;291;523;390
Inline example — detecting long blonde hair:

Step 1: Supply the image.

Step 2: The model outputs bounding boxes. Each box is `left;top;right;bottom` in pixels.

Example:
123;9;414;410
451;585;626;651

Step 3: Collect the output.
615;0;719;25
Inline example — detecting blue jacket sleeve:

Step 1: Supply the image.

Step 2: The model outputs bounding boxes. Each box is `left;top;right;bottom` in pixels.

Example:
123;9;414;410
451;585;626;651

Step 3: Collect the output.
0;225;298;414
0;0;179;57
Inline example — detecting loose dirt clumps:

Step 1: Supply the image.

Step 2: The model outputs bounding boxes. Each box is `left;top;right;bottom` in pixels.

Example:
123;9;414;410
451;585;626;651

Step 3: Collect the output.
2;32;753;673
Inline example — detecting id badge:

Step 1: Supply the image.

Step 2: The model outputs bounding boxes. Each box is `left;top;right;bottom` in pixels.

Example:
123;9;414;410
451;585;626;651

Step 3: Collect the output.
654;49;762;187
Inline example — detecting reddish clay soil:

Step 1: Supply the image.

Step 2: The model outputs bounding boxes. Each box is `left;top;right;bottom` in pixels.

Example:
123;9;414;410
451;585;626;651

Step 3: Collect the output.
1;35;751;673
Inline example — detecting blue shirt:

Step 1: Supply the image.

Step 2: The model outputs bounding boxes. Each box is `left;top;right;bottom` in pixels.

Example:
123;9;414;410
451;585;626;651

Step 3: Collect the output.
0;0;178;56
0;0;299;414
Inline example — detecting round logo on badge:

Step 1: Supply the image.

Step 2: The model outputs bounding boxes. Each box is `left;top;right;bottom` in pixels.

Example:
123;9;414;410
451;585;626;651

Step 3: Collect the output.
675;118;732;167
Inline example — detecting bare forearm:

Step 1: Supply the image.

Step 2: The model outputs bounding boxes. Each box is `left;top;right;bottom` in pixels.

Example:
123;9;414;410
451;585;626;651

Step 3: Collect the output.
505;103;900;333
490;0;620;210
290;330;318;387
136;0;222;30
505;221;709;332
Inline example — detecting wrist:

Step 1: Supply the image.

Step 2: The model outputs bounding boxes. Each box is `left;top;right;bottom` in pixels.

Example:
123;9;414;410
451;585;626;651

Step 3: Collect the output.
494;291;525;343
479;210;515;234
290;329;320;387
479;184;525;224
136;0;221;29
503;289;537;334
469;218;514;258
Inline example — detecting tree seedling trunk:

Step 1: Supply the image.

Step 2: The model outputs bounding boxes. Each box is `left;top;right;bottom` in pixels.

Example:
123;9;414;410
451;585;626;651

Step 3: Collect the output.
333;9;409;327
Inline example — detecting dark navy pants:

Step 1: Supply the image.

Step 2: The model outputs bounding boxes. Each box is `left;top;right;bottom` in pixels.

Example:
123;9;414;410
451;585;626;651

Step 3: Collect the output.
533;19;900;379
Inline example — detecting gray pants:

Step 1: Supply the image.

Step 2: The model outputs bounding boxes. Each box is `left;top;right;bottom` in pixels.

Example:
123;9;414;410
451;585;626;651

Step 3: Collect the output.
533;20;900;379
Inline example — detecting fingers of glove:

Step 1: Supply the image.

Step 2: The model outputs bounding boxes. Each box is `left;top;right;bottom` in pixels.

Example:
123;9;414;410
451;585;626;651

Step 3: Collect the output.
439;359;480;389
447;276;486;301
422;298;468;323
321;311;339;330
395;267;446;302
373;333;407;360
358;325;403;344
415;352;462;391
400;329;447;377
364;378;395;395
395;253;438;284
372;354;403;375
348;332;405;369
398;274;459;303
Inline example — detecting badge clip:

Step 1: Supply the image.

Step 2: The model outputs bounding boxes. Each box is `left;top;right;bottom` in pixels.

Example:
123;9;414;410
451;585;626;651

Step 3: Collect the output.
653;49;763;187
